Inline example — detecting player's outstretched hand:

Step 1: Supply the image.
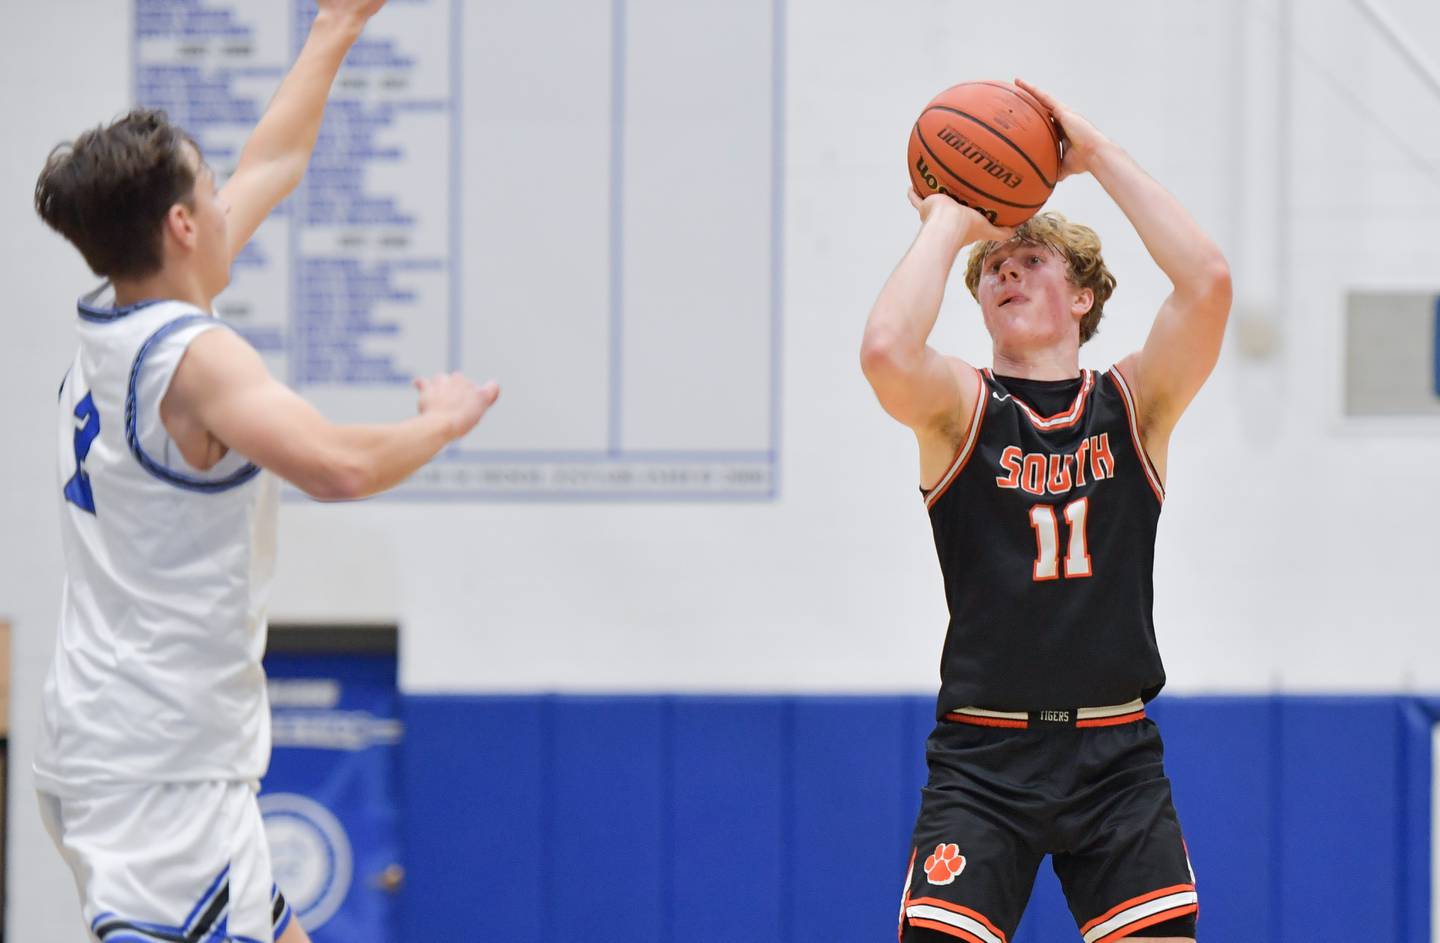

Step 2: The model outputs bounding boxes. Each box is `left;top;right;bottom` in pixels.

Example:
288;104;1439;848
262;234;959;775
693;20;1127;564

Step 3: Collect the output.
907;188;1014;245
1013;79;1111;182
316;0;388;29
414;373;501;441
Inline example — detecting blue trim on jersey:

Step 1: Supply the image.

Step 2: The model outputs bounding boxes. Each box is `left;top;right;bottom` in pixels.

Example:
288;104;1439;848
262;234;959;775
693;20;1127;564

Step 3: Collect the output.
181;865;231;934
77;294;168;323
91;867;232;942
59;366;71;400
125;315;261;493
272;899;293;938
93;919;199;942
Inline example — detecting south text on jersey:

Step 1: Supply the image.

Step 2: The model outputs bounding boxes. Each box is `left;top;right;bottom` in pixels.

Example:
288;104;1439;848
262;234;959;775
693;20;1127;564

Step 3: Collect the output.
994;433;1115;496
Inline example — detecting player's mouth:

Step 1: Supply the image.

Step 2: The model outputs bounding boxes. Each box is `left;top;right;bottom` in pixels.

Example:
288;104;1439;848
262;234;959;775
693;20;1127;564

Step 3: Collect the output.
998;292;1026;308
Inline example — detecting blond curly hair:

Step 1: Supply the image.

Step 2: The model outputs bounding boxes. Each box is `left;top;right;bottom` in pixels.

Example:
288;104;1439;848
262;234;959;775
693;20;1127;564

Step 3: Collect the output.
962;212;1116;345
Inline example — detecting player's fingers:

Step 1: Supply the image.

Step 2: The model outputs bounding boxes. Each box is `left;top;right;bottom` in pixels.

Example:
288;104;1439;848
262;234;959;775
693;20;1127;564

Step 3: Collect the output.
907;188;923;211
1014;78;1059;112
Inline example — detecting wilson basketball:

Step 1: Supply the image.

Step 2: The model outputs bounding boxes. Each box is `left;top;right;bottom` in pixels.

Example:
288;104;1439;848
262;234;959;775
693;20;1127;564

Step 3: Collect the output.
907;81;1061;227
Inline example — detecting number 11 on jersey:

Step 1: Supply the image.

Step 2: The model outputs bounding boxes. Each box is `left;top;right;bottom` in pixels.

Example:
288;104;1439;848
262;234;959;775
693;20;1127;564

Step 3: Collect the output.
1029;497;1092;580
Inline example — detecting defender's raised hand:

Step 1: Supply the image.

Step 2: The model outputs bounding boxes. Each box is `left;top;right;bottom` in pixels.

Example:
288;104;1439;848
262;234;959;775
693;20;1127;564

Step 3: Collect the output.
220;1;389;259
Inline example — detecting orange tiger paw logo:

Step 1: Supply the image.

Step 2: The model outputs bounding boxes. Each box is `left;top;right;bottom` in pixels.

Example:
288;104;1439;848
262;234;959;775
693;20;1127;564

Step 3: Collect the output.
923;843;966;885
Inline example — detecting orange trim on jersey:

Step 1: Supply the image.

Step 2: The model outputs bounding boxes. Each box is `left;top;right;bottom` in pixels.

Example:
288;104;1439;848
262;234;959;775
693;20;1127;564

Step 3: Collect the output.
1080;884;1196;935
983;367;1094;430
907;919;990;943
1074;709;1146;728
1090;903;1199;943
906;898;1008;941
944;712;1029;729
924;370;989;509
1106;366;1165;504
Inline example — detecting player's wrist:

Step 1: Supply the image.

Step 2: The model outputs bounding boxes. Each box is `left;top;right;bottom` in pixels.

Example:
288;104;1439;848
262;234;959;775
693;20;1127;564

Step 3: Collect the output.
1080;140;1126;179
310;8;368;44
923;202;973;251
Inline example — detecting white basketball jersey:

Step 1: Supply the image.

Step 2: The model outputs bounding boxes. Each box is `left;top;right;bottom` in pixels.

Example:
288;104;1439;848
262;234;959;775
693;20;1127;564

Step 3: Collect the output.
35;286;278;797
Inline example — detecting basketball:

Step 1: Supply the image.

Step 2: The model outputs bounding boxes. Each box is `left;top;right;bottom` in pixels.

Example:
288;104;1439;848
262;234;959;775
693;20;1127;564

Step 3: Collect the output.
907;81;1061;227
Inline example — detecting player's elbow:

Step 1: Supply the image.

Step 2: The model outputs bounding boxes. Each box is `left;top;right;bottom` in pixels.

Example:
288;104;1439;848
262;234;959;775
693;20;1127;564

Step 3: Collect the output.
1203;255;1232;297
300;456;373;502
1179;255;1232;316
1201;259;1233;322
860;330;911;384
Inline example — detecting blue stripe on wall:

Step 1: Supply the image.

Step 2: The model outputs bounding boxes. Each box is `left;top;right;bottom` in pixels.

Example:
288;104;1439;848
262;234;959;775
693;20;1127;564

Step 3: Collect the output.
397;695;1434;942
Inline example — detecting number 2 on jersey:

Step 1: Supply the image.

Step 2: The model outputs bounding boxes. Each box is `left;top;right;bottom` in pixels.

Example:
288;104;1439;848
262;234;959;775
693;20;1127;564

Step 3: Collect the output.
64;392;101;515
1029;497;1091;580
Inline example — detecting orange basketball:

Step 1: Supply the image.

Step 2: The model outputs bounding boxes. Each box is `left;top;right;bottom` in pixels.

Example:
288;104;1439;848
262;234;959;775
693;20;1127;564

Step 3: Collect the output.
907;81;1061;227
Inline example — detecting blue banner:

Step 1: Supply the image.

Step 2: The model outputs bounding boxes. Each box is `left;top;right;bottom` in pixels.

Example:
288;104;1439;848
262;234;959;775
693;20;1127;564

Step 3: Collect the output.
261;653;401;943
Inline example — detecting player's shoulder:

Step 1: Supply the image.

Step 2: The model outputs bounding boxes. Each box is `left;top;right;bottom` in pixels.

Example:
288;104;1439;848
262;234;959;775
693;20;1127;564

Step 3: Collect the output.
167;322;266;397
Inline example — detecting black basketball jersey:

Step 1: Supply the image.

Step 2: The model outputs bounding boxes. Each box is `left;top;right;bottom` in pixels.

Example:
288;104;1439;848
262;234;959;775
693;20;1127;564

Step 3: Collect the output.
922;366;1167;715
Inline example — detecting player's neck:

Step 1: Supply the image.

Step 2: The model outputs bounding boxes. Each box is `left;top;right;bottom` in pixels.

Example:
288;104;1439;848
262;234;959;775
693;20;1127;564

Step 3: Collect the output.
112;268;212;311
990;345;1080;381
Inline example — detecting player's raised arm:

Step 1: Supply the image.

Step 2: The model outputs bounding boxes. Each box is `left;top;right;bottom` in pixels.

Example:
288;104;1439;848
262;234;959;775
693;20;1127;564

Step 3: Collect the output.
1016;79;1231;442
165;328;498;500
861;191;1012;431
220;0;387;259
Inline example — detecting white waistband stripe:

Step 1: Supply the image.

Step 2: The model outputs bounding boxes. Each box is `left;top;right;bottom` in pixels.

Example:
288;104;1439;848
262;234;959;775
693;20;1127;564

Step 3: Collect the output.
950;706;1029;721
1075;699;1145;721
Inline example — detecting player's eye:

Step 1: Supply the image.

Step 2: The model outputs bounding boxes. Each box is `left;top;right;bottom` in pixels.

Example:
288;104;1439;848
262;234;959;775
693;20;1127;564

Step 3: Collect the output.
1028;255;1041;265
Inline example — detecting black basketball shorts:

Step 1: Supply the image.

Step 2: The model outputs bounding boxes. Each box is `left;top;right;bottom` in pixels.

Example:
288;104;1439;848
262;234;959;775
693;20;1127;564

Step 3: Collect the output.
898;714;1197;943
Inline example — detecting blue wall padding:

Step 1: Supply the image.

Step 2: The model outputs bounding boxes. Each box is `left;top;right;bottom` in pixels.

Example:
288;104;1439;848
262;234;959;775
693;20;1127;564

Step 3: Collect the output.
398;697;546;942
1148;696;1276;942
789;698;914;943
1276;698;1402;942
1402;700;1437;943
548;697;667;942
669;698;787;943
398;695;1433;943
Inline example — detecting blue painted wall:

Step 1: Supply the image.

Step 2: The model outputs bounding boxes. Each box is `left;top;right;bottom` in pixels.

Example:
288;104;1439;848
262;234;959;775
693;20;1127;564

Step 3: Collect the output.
398;696;1436;942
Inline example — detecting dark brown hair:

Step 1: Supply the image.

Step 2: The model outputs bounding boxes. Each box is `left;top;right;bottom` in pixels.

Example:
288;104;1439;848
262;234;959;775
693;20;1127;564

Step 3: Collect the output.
34;108;200;280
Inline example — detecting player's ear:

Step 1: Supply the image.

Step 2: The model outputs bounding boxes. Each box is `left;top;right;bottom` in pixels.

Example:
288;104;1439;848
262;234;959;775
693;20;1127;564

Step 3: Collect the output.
1071;287;1094;318
164;202;197;250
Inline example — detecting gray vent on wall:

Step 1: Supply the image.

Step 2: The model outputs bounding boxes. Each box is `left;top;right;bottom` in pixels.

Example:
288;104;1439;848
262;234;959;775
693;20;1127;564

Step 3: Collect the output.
1344;292;1440;416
